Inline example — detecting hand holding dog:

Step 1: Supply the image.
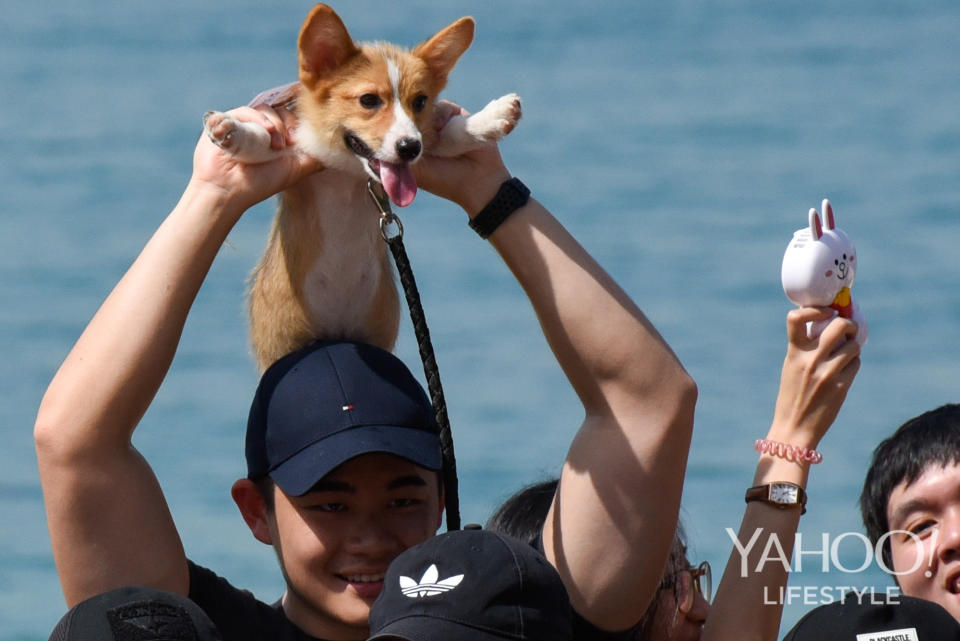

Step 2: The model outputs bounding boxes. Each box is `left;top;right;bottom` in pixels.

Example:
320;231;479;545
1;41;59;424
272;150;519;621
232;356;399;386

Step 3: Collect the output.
190;104;321;215
198;94;515;220
413;100;513;216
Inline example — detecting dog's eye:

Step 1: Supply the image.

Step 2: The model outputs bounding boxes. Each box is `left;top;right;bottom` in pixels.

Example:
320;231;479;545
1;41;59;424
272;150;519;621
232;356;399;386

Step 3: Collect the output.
411;94;428;112
359;94;382;109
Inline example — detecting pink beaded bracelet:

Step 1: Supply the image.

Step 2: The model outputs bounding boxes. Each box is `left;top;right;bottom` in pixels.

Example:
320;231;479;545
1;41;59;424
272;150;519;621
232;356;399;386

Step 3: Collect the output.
754;438;823;464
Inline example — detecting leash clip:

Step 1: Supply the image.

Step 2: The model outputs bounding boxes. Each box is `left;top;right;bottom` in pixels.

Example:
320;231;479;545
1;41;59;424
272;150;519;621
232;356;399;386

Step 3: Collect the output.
367;179;404;242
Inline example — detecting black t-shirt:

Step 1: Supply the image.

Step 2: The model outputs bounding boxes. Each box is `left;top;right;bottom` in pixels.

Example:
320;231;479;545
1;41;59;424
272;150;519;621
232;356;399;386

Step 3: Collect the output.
569;598;638;641
187;556;633;641
188;561;322;641
529;536;637;641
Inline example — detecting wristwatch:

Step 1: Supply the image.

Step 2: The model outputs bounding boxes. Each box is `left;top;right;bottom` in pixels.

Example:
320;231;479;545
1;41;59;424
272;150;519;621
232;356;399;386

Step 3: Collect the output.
745;482;807;515
468;177;530;239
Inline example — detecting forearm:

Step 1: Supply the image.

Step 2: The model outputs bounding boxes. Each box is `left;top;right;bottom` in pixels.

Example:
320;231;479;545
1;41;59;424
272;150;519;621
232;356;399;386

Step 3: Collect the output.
703;455;809;641
35;181;243;456
483;195;695;416
423;112;695;412
704;310;858;640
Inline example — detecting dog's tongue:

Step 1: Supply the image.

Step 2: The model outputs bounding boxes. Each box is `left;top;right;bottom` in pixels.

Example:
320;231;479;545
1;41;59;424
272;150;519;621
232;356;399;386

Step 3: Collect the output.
379;162;417;207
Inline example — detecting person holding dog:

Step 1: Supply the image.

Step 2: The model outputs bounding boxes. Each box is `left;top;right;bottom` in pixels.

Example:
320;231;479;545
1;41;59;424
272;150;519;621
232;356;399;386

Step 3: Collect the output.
35;92;697;641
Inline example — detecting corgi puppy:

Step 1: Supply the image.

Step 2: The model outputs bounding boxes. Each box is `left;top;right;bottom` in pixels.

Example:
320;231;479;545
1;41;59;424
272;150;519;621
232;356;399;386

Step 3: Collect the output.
202;3;521;370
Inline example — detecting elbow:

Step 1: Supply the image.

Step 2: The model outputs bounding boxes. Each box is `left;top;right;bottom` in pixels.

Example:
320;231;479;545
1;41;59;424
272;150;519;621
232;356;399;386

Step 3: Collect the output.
599;359;698;432
622;342;698;410
673;371;698;435
34;391;94;466
34;396;68;464
35;391;132;470
654;365;698;429
677;370;699;419
650;368;698;447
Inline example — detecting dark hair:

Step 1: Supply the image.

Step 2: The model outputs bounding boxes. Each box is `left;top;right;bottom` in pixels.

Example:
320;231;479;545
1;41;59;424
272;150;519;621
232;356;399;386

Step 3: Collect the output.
633;522;688;641
860;404;960;570
486;478;687;640
485;479;558;546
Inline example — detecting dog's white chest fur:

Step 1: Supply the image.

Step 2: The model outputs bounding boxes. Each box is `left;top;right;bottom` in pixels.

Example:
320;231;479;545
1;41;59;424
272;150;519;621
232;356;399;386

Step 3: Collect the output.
291;172;386;332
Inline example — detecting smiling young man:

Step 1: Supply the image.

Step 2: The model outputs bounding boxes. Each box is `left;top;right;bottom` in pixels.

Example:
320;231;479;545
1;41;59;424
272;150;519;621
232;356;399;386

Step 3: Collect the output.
197;340;447;640
860;404;960;623
37;90;696;641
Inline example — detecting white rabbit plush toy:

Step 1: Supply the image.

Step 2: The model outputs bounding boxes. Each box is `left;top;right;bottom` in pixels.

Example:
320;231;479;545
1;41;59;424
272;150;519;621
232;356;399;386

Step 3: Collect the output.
781;199;868;346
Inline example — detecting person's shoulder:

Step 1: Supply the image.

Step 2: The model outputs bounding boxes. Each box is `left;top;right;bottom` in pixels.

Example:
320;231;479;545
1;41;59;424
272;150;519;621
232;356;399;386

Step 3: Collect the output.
187;560;259;607
571;610;637;641
187;560;322;641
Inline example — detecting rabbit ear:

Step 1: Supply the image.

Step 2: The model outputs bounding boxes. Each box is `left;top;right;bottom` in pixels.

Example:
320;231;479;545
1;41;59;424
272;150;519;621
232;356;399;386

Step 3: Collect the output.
808;208;823;240
822;199;836;230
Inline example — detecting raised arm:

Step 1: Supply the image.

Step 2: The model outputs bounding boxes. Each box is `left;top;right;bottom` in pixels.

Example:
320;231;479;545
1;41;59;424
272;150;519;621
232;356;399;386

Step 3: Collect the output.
415;110;698;630
702;307;861;641
34;105;319;606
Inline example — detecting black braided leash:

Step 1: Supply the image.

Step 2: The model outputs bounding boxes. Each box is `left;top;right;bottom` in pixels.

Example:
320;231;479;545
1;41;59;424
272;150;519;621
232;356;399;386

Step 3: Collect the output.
367;180;461;531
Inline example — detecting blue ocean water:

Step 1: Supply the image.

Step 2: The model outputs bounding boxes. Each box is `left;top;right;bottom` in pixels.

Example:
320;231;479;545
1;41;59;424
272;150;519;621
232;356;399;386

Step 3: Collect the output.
2;0;958;637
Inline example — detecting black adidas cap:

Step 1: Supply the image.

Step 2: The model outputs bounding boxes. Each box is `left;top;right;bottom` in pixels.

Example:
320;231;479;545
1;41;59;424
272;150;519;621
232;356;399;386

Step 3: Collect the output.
369;529;572;641
48;586;222;641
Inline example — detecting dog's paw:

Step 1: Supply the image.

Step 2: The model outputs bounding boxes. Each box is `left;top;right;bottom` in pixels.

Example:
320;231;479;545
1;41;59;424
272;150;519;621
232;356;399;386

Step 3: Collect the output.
430;94;522;157
465;93;522;142
203;111;240;149
201;110;277;162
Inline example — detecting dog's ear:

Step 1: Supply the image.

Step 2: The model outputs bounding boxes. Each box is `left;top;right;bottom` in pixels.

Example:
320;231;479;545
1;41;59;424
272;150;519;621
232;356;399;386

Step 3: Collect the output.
298;3;359;85
413;17;475;88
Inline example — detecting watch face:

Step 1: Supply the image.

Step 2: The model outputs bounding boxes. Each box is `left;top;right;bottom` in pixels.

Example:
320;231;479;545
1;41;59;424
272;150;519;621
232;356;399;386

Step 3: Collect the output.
771;483;799;504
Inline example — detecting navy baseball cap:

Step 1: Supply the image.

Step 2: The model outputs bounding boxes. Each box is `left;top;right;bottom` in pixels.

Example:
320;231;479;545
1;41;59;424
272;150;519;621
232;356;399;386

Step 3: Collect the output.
246;340;442;496
49;586;222;641
369;529;572;641
782;593;960;641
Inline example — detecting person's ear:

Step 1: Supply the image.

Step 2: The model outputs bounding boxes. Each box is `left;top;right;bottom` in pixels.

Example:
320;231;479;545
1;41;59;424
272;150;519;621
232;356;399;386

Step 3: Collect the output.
677;570;695;614
231;478;273;545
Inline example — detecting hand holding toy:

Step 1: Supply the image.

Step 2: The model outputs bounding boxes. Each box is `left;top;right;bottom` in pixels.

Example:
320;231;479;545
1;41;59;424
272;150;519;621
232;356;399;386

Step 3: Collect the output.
781;199;868;346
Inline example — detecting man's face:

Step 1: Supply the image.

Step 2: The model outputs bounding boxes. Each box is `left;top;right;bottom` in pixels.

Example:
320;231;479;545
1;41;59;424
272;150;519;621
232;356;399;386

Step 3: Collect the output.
887;461;960;622
267;453;443;640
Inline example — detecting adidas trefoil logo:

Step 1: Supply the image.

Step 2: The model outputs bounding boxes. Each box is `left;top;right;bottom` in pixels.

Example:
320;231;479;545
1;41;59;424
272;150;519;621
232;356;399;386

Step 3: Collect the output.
399;564;464;598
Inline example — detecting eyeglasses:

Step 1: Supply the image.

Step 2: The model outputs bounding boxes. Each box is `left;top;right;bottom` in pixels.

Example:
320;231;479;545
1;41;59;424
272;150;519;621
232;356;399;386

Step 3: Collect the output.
683;560;712;604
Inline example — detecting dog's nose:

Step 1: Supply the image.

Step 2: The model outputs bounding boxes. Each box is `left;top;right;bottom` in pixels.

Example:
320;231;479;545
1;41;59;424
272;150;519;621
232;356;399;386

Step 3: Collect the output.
396;138;421;161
